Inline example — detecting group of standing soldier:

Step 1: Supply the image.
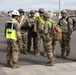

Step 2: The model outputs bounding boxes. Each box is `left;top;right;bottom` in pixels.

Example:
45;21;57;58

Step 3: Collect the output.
5;8;73;69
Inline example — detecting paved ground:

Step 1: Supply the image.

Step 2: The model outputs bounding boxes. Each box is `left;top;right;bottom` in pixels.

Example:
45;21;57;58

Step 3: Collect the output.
0;17;76;75
1;62;76;75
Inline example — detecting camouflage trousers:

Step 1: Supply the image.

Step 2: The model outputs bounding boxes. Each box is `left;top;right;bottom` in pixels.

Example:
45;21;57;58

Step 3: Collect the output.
52;40;56;61
21;32;28;52
28;31;38;52
6;39;19;63
36;33;54;61
59;33;71;55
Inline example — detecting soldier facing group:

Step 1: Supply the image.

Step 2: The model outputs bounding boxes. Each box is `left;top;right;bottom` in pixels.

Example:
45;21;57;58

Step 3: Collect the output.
5;8;73;69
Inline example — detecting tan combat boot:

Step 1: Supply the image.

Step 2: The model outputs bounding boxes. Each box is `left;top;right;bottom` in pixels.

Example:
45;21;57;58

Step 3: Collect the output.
35;51;40;57
24;51;29;55
60;52;65;58
65;55;70;59
28;50;31;53
65;52;70;59
12;62;20;69
6;61;11;67
43;51;47;57
18;50;20;55
45;60;55;66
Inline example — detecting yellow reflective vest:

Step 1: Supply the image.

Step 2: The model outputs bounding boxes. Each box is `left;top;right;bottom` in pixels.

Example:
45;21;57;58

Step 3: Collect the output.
5;18;17;41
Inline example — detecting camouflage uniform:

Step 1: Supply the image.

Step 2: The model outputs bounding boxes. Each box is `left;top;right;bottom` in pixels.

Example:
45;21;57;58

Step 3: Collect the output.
34;17;45;54
52;40;56;61
5;18;22;67
28;10;37;52
58;10;73;58
18;9;29;54
6;39;19;63
34;12;54;66
34;8;48;56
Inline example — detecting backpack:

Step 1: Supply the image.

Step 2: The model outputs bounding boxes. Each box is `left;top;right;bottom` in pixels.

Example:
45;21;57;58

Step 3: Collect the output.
66;16;76;31
50;21;62;41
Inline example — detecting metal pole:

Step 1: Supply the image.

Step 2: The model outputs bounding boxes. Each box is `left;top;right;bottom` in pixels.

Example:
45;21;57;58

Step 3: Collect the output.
65;0;66;9
59;0;61;18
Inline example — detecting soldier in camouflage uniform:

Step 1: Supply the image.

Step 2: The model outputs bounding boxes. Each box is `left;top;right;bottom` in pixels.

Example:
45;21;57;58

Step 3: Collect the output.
58;9;73;59
34;11;55;66
28;10;37;53
34;8;47;57
5;10;22;68
18;8;29;54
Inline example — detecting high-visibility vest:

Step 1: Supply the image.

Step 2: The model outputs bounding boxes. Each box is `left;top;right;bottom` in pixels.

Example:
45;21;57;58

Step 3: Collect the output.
46;20;53;27
5;19;17;41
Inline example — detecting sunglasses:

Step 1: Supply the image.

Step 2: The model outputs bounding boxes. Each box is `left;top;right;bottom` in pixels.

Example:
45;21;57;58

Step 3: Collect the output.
30;13;35;14
19;11;24;13
39;12;44;13
61;13;66;14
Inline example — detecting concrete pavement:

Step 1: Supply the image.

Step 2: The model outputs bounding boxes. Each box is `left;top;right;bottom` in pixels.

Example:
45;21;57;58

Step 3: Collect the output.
0;17;76;75
0;62;76;75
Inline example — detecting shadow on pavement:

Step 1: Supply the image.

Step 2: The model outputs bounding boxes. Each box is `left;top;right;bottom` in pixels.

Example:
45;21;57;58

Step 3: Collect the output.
0;62;6;67
56;55;76;62
0;47;7;53
19;57;46;65
0;40;6;44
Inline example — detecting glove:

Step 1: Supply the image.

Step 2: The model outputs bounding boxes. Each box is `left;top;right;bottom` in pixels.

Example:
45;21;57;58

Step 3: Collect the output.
18;41;23;46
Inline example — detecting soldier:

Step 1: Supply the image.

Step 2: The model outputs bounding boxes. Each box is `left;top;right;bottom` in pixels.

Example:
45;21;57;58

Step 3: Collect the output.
18;8;29;54
5;10;22;68
34;8;47;57
28;10;37;53
34;11;55;66
58;9;73;59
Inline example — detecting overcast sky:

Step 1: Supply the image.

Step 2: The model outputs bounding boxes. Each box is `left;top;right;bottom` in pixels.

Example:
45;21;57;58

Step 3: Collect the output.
0;0;76;12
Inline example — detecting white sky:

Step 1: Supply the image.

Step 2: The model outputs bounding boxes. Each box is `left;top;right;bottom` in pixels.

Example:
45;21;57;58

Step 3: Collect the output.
0;0;76;12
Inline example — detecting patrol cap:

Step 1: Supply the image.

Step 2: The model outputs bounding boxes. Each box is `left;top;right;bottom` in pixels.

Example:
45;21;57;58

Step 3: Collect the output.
12;10;20;16
18;8;24;13
61;9;68;14
43;12;50;19
38;8;44;13
30;10;35;14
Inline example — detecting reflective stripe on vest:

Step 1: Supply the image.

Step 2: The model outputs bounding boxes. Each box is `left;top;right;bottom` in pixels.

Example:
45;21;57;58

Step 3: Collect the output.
6;19;17;41
7;18;15;23
46;21;53;27
38;16;45;25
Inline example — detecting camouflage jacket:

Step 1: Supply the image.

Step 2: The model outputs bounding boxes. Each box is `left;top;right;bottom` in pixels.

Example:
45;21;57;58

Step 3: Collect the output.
58;17;73;33
18;15;30;33
34;16;53;34
28;16;36;31
34;16;44;33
